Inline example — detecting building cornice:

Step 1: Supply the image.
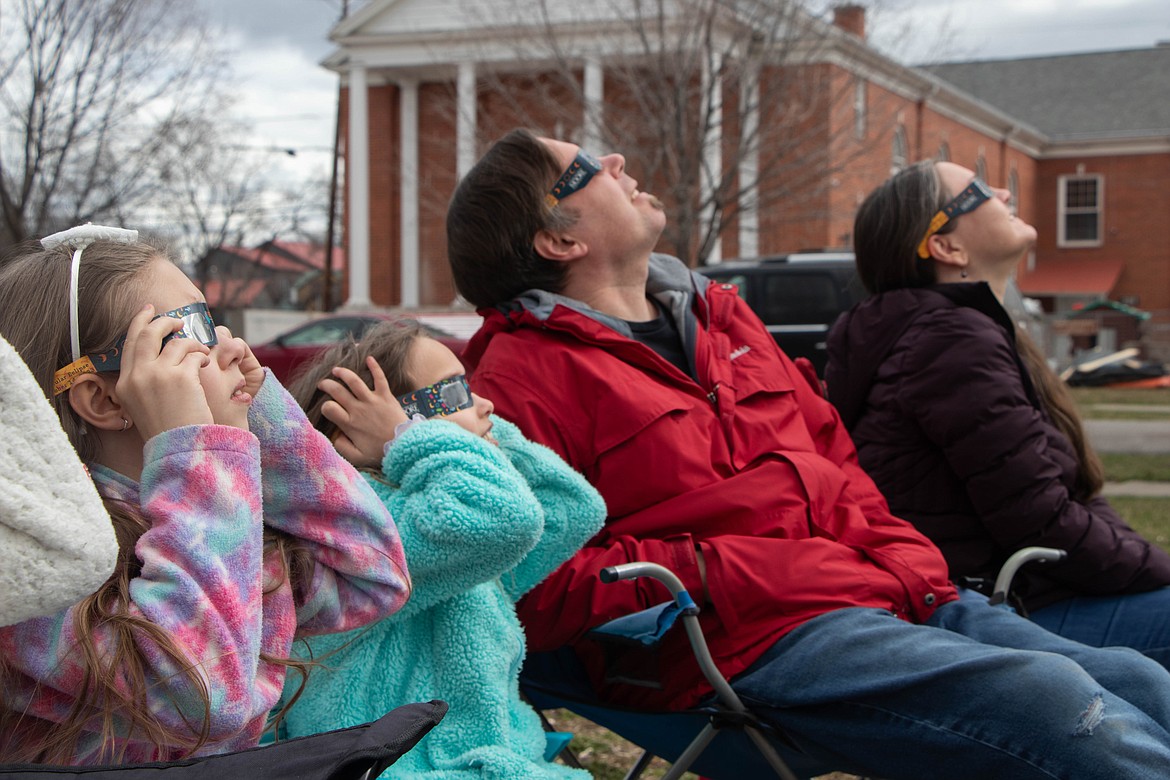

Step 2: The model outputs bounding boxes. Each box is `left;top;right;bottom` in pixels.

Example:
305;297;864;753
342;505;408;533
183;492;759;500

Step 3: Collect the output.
328;1;1168;160
1039;135;1170;159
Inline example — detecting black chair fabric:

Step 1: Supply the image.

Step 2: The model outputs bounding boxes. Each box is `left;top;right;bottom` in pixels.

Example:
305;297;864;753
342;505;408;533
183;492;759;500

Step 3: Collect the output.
0;700;448;780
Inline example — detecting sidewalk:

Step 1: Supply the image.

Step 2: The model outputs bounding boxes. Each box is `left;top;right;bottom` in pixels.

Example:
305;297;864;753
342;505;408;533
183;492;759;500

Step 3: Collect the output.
1102;481;1170;498
1083;419;1170;454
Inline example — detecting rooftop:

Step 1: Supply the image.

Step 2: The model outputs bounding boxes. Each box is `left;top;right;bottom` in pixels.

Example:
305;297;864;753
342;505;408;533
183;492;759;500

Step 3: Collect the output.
922;46;1170;141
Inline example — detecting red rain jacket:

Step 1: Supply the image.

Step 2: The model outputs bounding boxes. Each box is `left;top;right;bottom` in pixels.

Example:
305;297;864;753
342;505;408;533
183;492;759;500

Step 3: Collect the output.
463;254;956;710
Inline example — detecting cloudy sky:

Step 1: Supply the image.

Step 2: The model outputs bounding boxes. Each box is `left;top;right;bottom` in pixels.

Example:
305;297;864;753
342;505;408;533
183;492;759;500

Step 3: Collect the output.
871;0;1170;63
202;0;343;186
202;0;1170;184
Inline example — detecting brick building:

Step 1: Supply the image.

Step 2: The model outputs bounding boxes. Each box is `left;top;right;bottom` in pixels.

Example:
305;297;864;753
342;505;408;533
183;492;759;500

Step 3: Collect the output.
924;48;1170;358
323;0;1170;358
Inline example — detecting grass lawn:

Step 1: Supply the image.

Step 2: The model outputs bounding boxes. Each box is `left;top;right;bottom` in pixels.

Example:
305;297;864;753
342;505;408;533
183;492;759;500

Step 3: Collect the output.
545;708;696;780
1101;453;1170;482
1070;386;1170;419
1113;497;1170;550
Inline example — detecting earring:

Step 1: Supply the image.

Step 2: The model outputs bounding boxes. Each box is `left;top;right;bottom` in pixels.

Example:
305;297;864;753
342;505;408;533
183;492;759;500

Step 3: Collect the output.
960;268;969;278
120;418;132;432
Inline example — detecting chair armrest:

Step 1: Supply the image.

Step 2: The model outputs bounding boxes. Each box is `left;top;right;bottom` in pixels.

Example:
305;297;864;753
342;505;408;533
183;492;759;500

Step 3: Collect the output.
989;546;1068;606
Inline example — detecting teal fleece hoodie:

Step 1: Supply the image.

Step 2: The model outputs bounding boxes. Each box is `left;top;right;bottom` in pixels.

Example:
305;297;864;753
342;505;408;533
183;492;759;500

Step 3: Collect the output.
281;416;605;778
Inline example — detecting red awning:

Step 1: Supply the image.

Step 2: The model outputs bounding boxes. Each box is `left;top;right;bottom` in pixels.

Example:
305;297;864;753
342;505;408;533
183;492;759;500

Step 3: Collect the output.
1017;258;1123;296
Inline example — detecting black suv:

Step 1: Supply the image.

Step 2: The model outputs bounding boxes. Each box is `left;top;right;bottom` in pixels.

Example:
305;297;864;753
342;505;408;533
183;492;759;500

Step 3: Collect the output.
696;252;866;376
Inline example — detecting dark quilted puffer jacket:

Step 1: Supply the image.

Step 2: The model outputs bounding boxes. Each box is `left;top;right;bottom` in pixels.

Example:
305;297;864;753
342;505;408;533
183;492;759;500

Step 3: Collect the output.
826;282;1170;612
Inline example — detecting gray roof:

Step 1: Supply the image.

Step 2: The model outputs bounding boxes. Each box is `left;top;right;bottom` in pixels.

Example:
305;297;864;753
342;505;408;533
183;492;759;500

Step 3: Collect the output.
921;46;1170;141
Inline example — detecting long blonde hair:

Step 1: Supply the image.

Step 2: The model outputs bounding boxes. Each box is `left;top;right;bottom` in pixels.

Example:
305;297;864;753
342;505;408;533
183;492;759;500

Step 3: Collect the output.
0;239;309;762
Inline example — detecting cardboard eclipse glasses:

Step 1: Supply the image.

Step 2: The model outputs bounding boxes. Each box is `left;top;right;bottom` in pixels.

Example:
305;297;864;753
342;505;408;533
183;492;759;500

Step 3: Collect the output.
397;375;474;419
52;302;218;396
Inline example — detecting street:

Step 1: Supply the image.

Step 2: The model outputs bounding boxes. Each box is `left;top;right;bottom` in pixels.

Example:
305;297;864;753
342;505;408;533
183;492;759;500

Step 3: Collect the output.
1084;419;1170;455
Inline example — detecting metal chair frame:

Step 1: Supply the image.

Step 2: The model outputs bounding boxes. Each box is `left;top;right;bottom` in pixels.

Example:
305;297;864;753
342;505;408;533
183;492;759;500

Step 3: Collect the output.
528;547;1067;780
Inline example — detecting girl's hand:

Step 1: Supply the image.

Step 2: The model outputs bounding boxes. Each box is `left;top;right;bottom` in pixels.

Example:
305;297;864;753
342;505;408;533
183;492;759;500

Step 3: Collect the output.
319;356;408;468
117;304;214;440
232;330;266;399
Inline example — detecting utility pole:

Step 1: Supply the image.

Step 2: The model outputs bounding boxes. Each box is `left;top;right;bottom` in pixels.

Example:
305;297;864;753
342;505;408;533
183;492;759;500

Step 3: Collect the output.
322;0;349;312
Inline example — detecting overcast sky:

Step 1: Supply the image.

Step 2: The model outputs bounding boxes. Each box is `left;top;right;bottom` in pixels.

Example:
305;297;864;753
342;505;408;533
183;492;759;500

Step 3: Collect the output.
872;0;1170;63
201;0;1170;183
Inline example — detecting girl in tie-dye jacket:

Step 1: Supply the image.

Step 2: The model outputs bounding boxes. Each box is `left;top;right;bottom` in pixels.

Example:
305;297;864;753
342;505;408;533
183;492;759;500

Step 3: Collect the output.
0;232;410;765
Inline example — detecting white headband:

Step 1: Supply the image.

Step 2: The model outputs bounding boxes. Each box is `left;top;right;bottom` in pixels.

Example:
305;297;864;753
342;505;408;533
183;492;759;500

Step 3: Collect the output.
41;224;139;363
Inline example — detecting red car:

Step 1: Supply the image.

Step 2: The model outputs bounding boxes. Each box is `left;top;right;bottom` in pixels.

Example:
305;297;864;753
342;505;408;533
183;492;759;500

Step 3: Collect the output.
250;313;471;385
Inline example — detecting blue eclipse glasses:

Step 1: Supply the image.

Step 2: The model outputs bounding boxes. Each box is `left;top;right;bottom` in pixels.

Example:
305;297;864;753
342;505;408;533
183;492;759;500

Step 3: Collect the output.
545;150;604;208
916;178;996;259
396;375;474;419
53;302;218;395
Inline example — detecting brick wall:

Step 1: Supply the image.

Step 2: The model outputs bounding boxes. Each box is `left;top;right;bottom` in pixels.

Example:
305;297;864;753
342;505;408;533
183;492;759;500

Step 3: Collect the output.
1036;153;1170;348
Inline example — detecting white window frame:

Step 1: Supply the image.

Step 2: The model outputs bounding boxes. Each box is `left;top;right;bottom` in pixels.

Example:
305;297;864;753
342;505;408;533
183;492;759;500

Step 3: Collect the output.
854;79;867;140
1057;174;1104;247
891;125;908;174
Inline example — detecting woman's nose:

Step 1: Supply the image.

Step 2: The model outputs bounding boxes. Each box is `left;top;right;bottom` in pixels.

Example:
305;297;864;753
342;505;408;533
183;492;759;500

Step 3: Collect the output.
474;392;494;417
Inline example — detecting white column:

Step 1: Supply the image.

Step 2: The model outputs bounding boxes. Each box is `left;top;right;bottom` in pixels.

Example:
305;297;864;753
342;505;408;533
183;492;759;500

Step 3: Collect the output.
345;62;372;308
583;56;603;151
700;51;723;264
738;66;760;260
400;78;420;308
456;62;477;180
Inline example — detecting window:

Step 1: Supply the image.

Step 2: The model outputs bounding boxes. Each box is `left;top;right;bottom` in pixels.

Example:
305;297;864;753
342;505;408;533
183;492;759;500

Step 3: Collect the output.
1058;174;1104;246
1008;169;1020;217
891;126;908;174
280;318;368;346
975;155;987;181
760;272;842;326
854;79;867;140
937;141;951;162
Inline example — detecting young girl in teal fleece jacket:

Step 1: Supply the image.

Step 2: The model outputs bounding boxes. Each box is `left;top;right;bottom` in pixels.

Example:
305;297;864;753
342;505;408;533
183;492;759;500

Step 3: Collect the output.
285;320;606;779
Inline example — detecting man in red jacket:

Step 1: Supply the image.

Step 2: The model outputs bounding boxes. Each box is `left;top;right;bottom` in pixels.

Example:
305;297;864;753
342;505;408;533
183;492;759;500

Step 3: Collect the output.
446;128;1170;778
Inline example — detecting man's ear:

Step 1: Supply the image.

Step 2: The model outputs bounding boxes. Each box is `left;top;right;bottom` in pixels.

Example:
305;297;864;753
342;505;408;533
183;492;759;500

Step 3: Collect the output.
68;374;126;432
533;229;588;263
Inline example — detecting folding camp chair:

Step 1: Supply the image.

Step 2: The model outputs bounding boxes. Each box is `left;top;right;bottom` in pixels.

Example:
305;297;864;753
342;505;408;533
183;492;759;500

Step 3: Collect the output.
0;699;447;780
522;548;1067;780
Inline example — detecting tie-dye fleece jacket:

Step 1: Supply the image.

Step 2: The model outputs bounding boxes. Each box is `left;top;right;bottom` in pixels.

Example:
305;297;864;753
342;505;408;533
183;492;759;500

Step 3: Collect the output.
0;372;410;765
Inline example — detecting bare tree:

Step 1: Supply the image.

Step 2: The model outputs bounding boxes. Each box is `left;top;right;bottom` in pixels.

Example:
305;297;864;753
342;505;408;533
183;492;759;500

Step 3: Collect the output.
448;0;904;266
143;108;271;265
0;0;228;245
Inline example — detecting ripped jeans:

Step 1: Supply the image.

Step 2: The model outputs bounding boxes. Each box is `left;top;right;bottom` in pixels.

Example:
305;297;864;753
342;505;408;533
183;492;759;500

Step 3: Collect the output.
731;589;1170;779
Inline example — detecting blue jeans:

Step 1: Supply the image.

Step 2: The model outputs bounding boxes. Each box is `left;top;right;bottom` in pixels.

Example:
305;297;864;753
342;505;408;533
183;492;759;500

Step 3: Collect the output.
1030;586;1170;670
730;590;1170;779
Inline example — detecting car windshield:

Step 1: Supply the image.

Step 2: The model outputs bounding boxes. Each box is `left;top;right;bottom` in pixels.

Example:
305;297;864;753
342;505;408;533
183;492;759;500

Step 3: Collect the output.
281;319;367;346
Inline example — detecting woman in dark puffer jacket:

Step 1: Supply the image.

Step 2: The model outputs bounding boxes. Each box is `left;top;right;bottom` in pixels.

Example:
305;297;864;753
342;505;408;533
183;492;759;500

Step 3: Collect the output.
826;159;1170;668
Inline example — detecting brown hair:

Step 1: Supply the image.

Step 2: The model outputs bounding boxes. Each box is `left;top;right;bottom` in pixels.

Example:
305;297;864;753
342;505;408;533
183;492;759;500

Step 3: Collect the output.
446;128;578;309
853;162;1104;499
0;238;310;762
853;160;950;295
289;320;426;442
1016;329;1104;498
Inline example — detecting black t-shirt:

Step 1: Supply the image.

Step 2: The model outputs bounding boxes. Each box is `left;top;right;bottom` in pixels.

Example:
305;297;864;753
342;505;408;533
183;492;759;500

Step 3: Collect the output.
625;299;692;379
